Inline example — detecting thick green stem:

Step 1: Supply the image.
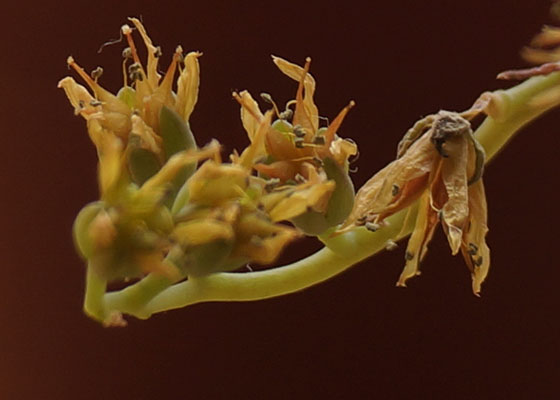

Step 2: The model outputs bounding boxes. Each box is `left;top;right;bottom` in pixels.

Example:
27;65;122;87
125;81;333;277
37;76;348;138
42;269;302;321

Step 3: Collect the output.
103;71;560;319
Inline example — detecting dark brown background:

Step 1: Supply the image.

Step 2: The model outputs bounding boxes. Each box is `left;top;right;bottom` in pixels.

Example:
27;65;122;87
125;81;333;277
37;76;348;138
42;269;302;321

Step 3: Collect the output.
2;0;559;399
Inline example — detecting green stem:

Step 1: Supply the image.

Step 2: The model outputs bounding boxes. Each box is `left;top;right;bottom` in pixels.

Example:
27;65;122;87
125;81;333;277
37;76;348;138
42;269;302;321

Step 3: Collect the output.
105;71;560;319
83;264;107;323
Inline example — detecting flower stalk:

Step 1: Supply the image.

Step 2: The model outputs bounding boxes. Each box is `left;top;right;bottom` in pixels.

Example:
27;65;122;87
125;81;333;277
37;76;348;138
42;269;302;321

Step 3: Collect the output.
63;18;560;325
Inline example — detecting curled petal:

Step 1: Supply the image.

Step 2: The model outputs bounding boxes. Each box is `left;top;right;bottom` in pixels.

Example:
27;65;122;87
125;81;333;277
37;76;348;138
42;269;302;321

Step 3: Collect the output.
176;51;202;121
461;179;490;296
272;56;318;135
328;138;358;166
397;193;439;286
340;133;437;231
57;77;96;118
440;135;469;255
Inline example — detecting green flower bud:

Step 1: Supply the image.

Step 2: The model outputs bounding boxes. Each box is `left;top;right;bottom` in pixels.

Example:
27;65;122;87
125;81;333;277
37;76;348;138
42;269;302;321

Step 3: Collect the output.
291;157;355;236
73;201;104;259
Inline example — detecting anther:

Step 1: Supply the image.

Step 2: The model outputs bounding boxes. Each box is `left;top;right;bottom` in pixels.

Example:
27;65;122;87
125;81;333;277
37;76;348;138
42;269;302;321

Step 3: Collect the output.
122;47;132;59
91;67;104;81
294;173;306;183
365;222;380;232
293;125;306;138
294;137;305;148
385;240;398;251
264;178;280;192
279;109;293;121
313;136;326;145
154;46;162;58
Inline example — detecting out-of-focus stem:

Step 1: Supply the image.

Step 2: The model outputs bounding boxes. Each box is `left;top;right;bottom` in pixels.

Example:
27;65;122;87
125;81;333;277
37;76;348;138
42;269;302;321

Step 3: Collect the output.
83;264;107;323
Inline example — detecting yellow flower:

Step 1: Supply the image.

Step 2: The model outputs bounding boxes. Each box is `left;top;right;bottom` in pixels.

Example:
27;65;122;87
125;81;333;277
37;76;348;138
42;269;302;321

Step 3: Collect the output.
233;56;357;181
339;111;490;295
58;17;201;161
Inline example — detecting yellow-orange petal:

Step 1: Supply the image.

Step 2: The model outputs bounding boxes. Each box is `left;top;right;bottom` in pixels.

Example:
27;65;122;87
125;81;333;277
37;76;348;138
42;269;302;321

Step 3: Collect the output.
272;55;318;136
176;51;202;121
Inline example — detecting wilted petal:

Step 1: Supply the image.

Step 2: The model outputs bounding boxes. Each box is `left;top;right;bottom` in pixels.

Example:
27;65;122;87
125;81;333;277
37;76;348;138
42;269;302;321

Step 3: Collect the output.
397;193;439;286
340;133;437;231
461;179;490;296
440;135;469;255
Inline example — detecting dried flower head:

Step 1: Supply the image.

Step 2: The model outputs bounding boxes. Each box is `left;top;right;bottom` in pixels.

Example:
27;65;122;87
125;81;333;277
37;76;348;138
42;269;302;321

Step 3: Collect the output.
339;111;490;295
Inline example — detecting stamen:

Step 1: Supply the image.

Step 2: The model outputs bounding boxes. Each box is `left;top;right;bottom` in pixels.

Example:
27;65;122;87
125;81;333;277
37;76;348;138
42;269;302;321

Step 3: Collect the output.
385;240;398;251
365;222;380;232
260;93;281;117
91;67;104;81
293;125;306;138
67;56;99;94
323;100;355;145
121;24;142;65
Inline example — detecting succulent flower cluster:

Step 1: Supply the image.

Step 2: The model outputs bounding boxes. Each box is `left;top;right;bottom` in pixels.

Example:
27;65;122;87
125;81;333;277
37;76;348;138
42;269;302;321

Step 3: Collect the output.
59;18;358;289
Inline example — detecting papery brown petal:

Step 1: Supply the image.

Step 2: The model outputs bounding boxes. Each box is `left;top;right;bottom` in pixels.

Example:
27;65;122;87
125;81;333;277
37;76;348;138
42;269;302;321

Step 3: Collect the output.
397;193;439;286
461;179;490;296
440;135;469;255
340;133;437;231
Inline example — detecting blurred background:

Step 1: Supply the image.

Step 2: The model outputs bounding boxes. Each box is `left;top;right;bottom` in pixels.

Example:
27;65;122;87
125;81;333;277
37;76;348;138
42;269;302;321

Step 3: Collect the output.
2;0;559;398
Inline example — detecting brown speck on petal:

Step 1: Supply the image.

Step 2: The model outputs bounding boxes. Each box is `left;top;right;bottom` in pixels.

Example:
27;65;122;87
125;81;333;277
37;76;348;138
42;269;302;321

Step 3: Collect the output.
461;179;490;295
